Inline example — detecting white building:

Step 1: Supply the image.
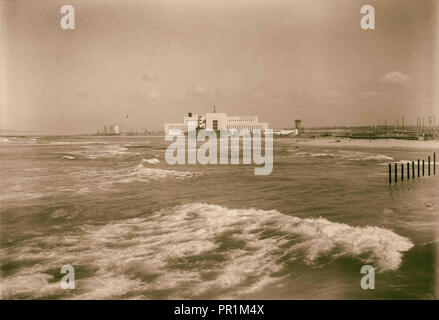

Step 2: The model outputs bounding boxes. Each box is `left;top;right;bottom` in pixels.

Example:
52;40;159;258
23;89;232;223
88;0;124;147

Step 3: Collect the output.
164;112;268;134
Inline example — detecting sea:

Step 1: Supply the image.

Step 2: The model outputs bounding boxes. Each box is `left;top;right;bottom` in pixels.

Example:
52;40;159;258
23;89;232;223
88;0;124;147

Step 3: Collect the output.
0;135;438;299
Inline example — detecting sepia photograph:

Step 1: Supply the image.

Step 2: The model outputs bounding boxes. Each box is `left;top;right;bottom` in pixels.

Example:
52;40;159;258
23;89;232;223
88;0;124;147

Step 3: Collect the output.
0;0;438;309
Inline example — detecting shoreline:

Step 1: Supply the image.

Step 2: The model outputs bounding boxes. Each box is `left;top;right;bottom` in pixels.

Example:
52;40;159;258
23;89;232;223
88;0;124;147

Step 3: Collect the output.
291;137;439;150
2;134;439;150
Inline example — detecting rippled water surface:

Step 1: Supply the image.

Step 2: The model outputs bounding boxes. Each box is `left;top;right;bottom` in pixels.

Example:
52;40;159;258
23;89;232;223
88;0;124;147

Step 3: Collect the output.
0;136;438;299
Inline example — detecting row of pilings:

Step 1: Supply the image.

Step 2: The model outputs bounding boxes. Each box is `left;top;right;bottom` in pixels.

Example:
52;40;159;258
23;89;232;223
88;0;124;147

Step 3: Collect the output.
389;152;436;184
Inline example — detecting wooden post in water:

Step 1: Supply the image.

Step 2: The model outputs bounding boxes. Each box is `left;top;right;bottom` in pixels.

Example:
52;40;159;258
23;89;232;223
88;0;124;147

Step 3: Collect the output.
395;163;397;183
388;163;391;184
428;156;431;176
434;152;436;175
412;161;415;179
401;163;404;181
418;159;420;177
407;162;410;180
423;160;425;176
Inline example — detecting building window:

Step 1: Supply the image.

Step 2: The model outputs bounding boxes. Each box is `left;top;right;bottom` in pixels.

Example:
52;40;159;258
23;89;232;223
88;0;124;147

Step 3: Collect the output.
213;120;218;130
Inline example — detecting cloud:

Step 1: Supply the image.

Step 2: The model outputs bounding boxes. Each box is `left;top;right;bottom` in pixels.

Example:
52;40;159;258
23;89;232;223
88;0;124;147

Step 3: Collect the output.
186;85;207;98
380;71;409;86
142;70;156;82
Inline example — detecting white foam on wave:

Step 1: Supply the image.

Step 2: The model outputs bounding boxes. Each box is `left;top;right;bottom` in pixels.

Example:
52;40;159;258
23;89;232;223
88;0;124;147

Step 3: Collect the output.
0;203;413;299
50;208;78;219
43;140;101;146
313;153;335;157
291;150;393;161
69;162;200;193
337;150;393;161
68;145;130;159
394;159;413;165
350;154;393;161
294;151;312;156
62;155;75;160
1;161;201;200
0;191;44;202
141;158;160;164
0;137;10;143
117;164;199;183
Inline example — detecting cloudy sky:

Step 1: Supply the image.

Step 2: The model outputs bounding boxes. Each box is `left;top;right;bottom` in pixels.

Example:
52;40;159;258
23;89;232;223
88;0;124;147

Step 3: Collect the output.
1;0;438;133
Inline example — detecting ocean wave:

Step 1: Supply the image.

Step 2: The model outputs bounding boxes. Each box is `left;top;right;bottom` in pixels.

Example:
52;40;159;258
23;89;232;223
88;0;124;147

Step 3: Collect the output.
391;160;413;165
293;151;312;157
62;155;75;160
70;162;200;192
0;203;413;299
0;191;44;202
1;162;200;201
349;154;393;161
120;164;199;182
141;158;160;164
337;150;393;161
50;207;79;219
61;145;130;159
80;145;129;159
42;140;102;146
291;150;393;161
311;153;335;157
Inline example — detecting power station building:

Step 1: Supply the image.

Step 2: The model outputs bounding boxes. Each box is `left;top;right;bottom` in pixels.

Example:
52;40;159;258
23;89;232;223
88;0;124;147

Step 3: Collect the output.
164;112;269;134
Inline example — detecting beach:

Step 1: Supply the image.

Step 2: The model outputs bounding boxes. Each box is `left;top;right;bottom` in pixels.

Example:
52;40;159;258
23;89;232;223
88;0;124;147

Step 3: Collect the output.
293;137;439;150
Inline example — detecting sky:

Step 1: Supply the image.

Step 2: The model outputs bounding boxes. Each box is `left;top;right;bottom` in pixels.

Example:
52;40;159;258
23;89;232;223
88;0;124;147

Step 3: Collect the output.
1;0;438;134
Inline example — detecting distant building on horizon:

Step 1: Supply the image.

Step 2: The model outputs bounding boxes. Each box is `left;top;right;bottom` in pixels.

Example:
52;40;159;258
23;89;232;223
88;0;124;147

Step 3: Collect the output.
97;124;121;135
165;112;268;134
295;119;304;134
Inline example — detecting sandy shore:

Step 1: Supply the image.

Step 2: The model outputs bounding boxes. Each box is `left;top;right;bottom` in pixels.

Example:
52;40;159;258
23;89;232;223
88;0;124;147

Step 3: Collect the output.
293;138;439;150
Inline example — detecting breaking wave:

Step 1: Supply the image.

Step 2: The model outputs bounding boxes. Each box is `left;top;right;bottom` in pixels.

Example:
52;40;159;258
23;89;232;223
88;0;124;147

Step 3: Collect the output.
141;158;160;164
292;150;393;162
349;154;393;161
0;203;413;299
336;150;393;161
120;164;199;182
67;145;130;159
70;162;201;193
0;161;200;201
